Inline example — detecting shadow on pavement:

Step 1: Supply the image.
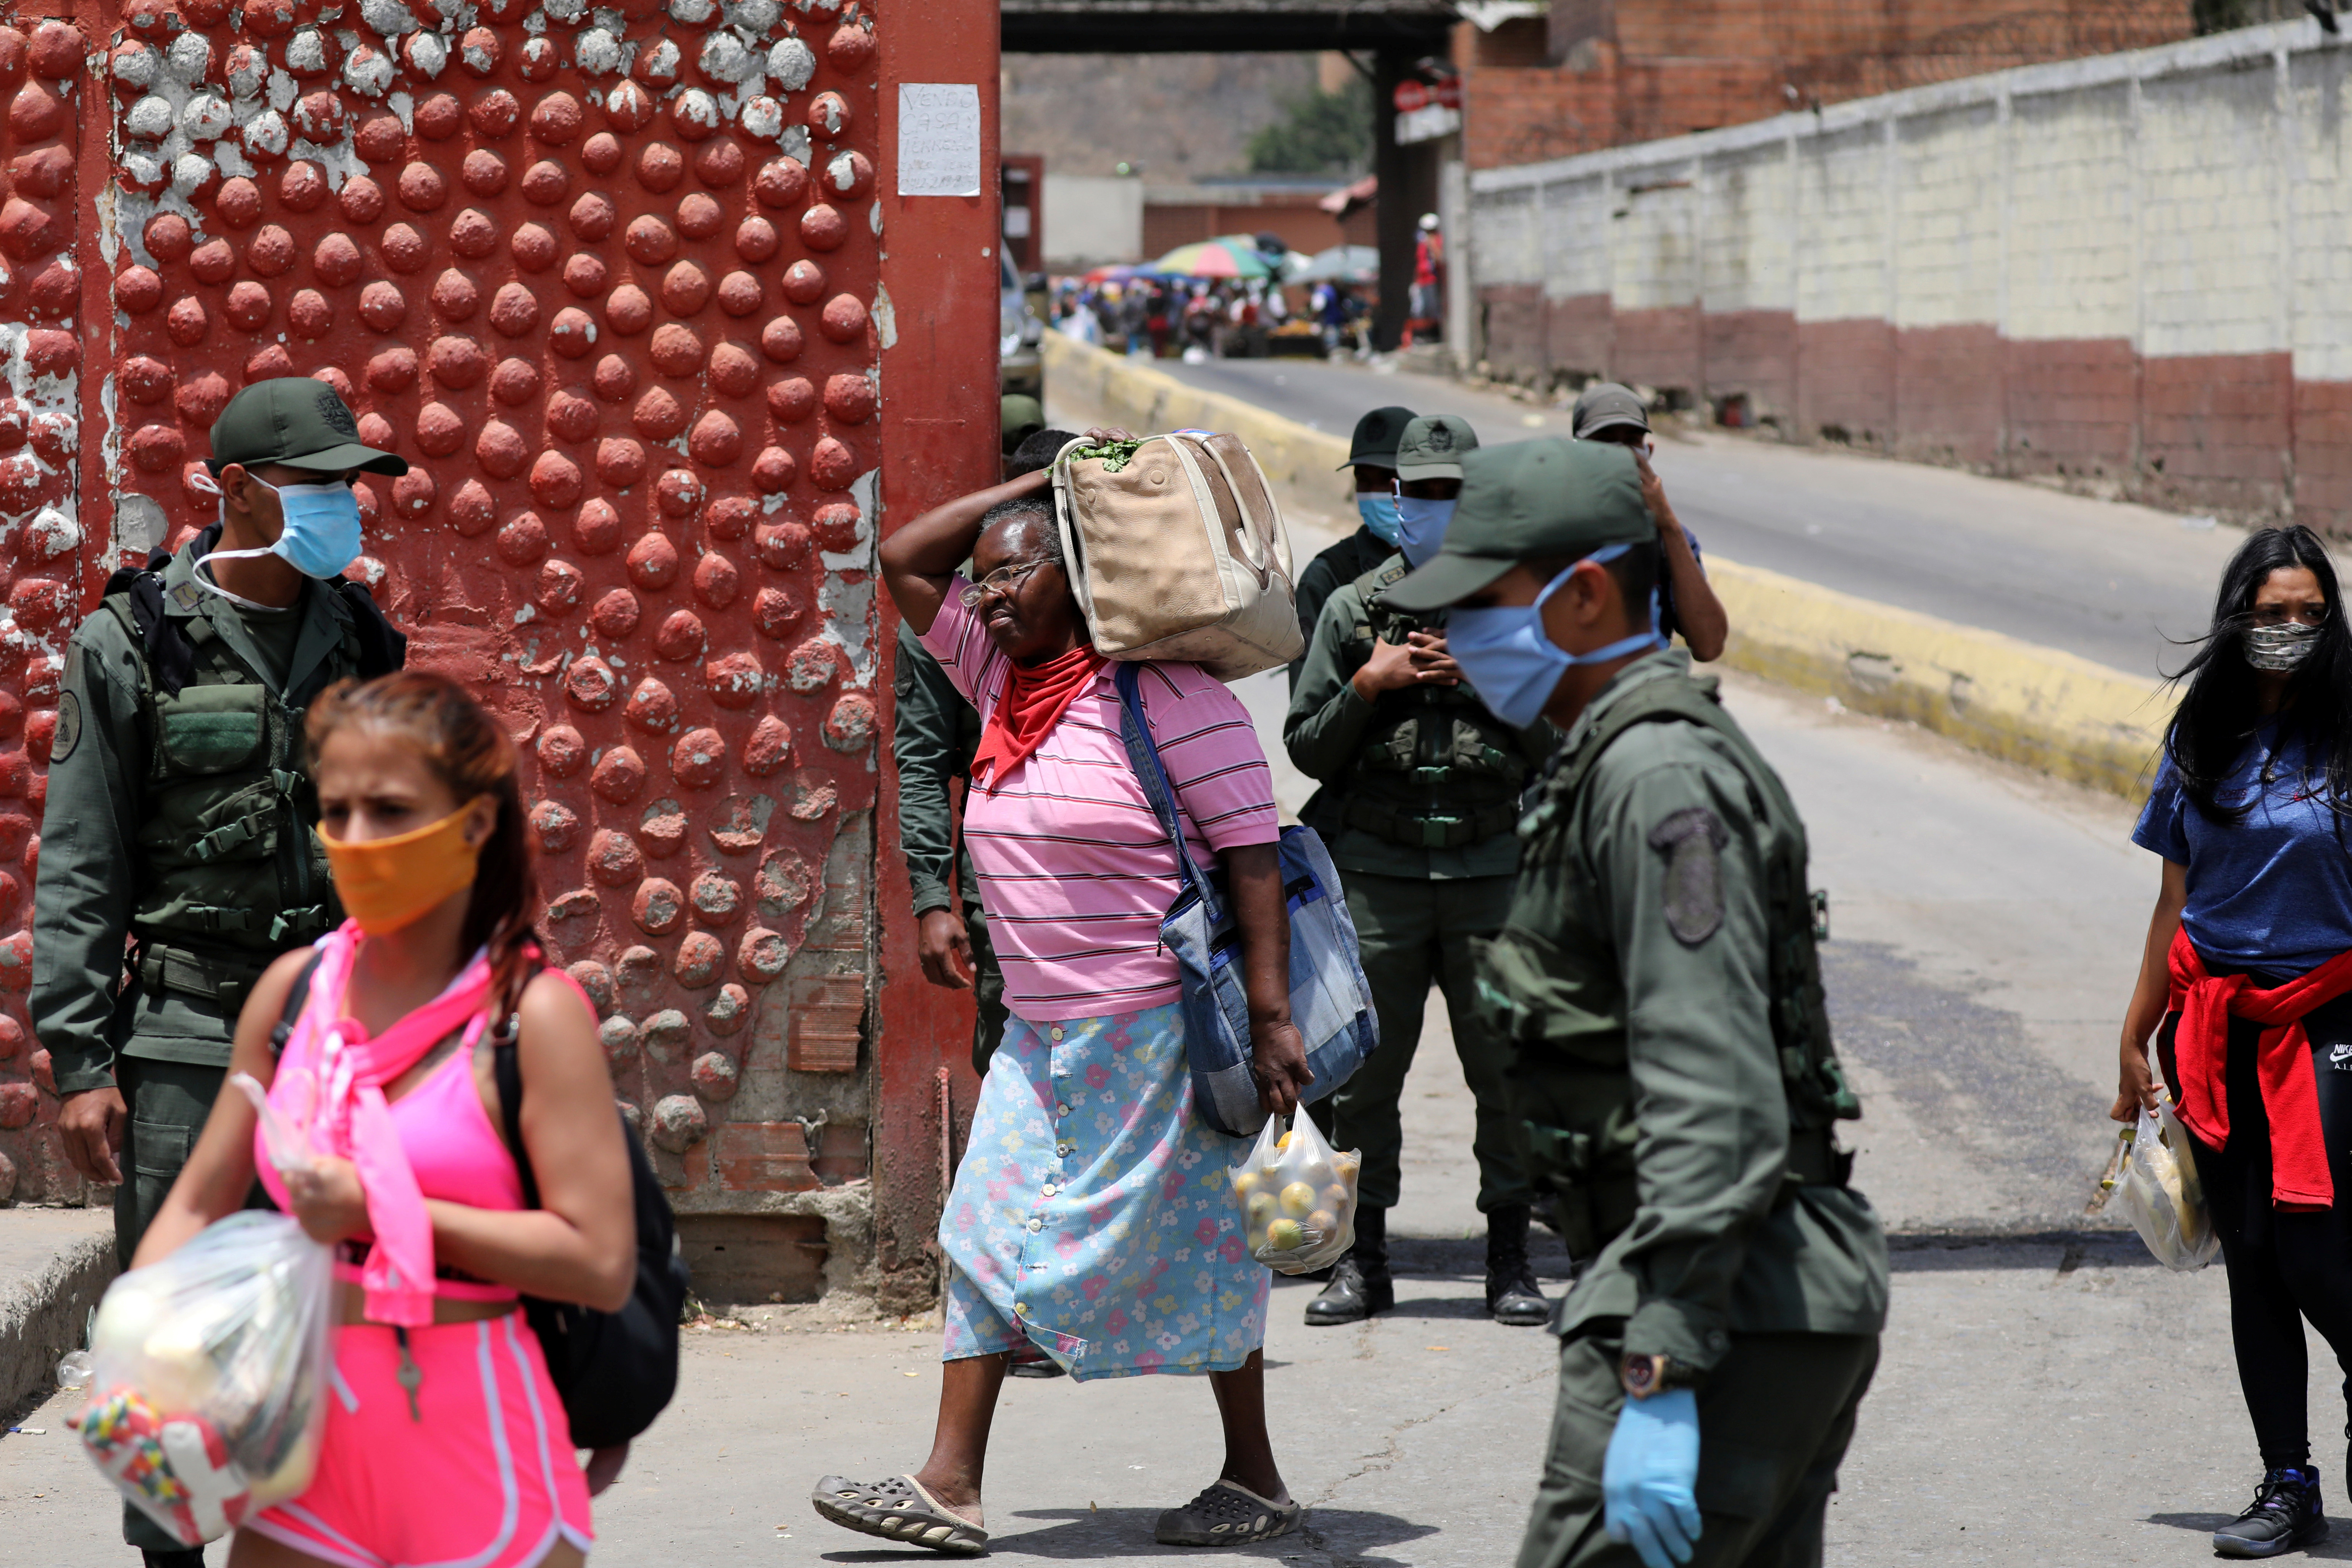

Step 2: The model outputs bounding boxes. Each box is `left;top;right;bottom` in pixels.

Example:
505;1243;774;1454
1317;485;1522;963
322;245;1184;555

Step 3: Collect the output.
2145;1512;2352;1559
848;1506;1436;1561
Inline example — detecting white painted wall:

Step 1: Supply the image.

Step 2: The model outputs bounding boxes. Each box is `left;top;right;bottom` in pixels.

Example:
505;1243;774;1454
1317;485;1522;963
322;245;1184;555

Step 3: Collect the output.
1040;173;1145;268
1467;18;2352;373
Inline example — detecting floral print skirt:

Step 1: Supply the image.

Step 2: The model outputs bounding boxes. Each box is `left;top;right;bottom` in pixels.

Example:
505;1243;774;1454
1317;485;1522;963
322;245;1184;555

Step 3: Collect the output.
939;1002;1269;1380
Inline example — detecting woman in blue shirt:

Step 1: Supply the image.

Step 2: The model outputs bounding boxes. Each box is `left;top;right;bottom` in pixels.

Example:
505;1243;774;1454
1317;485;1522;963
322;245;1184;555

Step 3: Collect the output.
2118;523;2352;1559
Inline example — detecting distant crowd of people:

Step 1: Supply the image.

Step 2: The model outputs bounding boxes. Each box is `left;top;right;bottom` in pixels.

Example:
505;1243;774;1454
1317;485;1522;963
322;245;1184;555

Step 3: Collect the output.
1052;276;1370;360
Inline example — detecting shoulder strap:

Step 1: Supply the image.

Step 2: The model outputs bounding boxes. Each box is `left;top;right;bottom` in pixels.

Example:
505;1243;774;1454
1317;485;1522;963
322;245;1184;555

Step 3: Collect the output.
1349;553;1408;602
1561;676;1729;798
1110;662;1221;919
490;962;551;1212
330;578;407;679
268;950;324;1061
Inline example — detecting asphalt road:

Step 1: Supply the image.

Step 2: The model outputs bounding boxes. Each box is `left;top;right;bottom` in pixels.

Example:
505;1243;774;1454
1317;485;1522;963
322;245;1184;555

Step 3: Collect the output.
1153;356;2247;683
5;670;2293;1568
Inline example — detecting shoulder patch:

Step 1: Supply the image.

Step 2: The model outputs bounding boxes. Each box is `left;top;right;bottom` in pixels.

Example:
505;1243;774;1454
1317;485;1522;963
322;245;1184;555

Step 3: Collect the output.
169;580;203;613
50;687;80;765
1648;805;1728;946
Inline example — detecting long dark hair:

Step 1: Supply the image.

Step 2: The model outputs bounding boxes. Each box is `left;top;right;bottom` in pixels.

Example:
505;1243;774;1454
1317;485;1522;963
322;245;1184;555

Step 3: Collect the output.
2162;524;2352;822
306;672;542;1016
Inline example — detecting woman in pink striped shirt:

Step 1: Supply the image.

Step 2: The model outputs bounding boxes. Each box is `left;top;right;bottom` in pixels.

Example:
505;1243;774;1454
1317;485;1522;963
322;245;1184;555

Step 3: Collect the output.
810;438;1314;1557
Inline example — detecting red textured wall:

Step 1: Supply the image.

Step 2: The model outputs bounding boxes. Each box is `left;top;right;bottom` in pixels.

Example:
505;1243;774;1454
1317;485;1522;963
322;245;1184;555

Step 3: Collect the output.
0;0;998;1266
0;11;83;1203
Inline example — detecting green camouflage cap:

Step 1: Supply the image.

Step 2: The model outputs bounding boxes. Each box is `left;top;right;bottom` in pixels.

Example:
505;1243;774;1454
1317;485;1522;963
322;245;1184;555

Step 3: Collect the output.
1569;381;1650;441
1001;394;1045;449
1338;404;1418;469
208;378;406;476
1395;414;1479;481
1383;438;1651;611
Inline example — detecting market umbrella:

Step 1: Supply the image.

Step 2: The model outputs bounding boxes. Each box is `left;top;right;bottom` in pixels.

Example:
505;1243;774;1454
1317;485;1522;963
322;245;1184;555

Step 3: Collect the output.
1293;245;1379;283
1081;262;1157;284
1148;234;1280;279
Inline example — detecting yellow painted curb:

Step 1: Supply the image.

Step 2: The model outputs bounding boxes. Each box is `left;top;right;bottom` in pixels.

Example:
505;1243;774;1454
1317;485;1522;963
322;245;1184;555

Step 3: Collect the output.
1043;333;2175;799
1708;560;2171;799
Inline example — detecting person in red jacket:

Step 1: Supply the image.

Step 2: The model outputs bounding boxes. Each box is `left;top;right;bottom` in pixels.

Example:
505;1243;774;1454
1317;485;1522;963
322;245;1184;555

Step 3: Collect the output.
2116;523;2352;1560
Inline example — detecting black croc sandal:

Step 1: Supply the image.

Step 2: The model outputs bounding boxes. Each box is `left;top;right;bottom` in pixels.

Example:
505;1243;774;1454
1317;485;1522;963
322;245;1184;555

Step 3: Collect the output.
1154;1479;1303;1545
812;1473;990;1556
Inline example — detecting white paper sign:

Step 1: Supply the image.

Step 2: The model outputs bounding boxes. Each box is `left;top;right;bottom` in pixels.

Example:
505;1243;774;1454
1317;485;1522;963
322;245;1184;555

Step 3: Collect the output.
898;83;982;197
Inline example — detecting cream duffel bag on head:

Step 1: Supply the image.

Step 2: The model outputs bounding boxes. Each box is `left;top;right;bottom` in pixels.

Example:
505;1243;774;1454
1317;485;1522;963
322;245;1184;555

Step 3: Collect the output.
1050;432;1304;682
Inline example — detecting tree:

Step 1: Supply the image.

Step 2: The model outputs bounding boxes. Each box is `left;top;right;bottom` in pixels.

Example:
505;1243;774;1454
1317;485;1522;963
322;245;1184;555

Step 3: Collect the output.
1245;76;1372;176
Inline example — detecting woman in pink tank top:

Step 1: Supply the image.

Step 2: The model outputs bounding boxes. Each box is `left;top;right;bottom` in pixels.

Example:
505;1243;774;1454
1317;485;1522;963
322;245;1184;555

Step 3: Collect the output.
134;673;636;1568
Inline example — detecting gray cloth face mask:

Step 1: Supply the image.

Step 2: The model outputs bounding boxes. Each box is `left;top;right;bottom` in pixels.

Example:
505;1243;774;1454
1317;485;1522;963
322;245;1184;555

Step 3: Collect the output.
2245;621;2322;672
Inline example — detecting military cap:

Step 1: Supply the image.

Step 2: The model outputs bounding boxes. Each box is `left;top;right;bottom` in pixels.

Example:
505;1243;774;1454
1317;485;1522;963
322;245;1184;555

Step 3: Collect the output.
1338;404;1418;469
1383;438;1651;611
1395;414;1479;481
1570;382;1651;441
209;378;407;476
1001;394;1045;451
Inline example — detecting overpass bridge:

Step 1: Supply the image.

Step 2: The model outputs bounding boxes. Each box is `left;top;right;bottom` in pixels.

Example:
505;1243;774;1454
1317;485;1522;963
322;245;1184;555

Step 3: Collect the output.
1002;1;1465;345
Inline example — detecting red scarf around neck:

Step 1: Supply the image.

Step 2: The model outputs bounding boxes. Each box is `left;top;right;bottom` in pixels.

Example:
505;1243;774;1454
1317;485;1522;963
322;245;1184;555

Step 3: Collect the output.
971;642;1108;791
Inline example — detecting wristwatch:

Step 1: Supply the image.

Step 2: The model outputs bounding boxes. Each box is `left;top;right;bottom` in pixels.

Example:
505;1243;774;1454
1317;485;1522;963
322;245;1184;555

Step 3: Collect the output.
1619;1352;1695;1400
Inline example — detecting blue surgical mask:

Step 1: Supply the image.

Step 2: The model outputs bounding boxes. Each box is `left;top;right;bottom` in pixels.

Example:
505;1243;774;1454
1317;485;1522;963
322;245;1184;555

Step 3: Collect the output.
1445;546;1666;727
196;475;363;606
1392;483;1456;569
1357;491;1401;547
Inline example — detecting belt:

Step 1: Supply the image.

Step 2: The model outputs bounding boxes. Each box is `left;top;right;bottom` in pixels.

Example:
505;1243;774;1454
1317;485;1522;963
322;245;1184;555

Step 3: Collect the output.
134;940;266;1014
1343;798;1519;851
334;1284;517;1327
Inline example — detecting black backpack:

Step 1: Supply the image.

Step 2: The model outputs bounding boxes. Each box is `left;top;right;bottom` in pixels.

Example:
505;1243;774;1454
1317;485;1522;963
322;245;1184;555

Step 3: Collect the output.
272;956;690;1449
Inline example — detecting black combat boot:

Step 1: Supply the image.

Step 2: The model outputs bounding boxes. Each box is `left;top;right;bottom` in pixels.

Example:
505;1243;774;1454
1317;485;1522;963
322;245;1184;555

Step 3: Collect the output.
144;1552;207;1568
2213;1466;2326;1558
1304;1206;1393;1325
1484;1203;1550;1326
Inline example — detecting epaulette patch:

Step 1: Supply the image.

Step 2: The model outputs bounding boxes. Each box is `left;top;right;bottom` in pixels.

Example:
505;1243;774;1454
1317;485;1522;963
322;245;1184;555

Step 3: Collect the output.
168;581;203;613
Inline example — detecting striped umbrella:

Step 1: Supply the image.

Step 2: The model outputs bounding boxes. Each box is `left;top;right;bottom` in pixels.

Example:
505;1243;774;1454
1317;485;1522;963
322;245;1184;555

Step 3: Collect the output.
1148;234;1280;279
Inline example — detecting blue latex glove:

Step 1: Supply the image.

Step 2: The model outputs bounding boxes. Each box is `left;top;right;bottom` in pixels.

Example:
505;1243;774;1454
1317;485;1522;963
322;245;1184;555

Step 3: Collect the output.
1602;1387;1702;1568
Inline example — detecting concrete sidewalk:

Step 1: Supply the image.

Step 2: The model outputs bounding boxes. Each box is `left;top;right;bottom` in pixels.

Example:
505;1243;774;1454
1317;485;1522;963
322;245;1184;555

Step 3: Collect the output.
0;1208;110;1420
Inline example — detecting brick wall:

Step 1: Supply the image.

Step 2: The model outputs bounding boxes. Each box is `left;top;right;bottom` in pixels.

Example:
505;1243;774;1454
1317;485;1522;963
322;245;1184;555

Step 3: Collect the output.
1462;0;2194;172
1467;18;2352;531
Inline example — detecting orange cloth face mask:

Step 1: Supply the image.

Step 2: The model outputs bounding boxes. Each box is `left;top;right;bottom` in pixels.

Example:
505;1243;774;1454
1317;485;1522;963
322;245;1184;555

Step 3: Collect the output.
319;799;488;935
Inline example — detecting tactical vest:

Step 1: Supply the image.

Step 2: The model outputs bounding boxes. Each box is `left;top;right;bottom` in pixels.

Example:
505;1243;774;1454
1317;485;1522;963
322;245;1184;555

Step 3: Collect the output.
1339;556;1531;851
1475;671;1856;1258
103;586;357;1016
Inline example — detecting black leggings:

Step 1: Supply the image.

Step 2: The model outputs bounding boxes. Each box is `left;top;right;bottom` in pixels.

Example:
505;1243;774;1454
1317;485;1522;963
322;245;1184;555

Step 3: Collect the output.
2161;994;2352;1471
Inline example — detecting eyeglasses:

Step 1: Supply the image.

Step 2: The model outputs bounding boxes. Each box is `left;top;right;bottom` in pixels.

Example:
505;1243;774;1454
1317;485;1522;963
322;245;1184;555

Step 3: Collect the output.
960;560;1050;607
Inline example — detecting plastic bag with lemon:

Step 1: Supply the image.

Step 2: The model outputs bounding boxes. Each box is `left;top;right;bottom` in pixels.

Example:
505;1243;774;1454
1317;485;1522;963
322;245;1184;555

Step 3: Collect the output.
60;1078;338;1546
1231;1113;1362;1275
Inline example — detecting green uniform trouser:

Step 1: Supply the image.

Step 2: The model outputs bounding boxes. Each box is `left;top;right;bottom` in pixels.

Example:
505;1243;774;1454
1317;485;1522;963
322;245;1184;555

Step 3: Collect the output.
1334;872;1532;1214
114;1053;229;1554
965;884;1010;1078
1518;1326;1880;1568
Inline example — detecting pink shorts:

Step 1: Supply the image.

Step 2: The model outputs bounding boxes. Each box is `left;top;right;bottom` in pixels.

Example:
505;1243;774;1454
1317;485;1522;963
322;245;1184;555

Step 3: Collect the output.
244;1314;593;1568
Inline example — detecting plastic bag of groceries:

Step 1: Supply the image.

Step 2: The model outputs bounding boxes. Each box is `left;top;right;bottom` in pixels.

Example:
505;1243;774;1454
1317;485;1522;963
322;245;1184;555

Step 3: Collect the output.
1232;1113;1362;1275
61;1075;336;1545
2105;1096;2220;1272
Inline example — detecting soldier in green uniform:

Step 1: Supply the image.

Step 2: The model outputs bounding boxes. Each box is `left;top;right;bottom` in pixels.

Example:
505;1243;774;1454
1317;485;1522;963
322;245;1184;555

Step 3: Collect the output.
33;379;407;1568
1284;414;1552;1328
1289;405;1417;688
1381;437;1887;1568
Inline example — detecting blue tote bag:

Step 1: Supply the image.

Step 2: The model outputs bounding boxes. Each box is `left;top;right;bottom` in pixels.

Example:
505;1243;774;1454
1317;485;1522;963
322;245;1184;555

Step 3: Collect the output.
1112;663;1379;1138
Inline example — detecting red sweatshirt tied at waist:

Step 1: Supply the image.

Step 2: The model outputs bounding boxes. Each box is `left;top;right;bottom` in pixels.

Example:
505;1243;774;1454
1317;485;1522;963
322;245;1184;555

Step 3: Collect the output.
2169;927;2352;1210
